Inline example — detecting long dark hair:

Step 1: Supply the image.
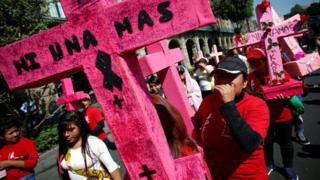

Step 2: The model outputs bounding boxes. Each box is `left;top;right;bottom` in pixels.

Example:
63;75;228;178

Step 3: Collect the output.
58;111;92;175
150;95;197;158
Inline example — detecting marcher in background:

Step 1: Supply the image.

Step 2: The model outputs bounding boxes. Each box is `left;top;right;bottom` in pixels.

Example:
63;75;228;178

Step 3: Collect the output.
194;56;269;179
246;48;299;180
57;111;121;180
0;117;38;180
147;75;165;97
80;98;116;150
177;65;203;111
193;56;214;99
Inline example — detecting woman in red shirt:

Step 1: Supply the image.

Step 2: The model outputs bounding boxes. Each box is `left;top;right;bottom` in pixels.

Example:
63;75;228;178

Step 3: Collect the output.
246;48;298;180
0;117;38;180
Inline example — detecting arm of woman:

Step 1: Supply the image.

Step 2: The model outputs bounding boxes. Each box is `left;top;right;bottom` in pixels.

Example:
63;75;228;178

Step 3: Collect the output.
91;137;121;179
110;168;121;180
0;138;38;169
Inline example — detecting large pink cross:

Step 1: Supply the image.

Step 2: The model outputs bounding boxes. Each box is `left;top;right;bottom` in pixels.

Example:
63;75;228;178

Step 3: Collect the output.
269;9;320;77
138;40;195;135
210;44;223;64
232;0;304;99
57;78;90;111
0;0;215;178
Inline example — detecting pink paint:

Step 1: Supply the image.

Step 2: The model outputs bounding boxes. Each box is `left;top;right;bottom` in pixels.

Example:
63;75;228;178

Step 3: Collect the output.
0;0;215;178
284;52;320;77
261;79;303;100
210;45;222;64
139;40;195;135
57;78;90;111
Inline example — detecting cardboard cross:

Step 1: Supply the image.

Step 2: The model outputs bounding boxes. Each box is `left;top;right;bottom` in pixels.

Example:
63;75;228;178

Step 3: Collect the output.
138;40;195;135
0;0;215;178
232;0;304;99
269;9;320;77
234;9;303;83
57;78;90;111
210;44;223;64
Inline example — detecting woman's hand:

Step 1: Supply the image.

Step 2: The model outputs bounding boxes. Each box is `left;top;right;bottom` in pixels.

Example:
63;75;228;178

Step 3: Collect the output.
274;94;289;100
110;168;121;180
214;84;235;103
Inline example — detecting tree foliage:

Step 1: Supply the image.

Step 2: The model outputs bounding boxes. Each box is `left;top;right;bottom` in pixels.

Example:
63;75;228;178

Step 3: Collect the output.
0;0;49;47
306;2;320;16
212;0;254;29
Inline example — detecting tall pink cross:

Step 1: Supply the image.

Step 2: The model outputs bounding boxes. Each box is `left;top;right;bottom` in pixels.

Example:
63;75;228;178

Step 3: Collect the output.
138;40;195;135
57;78;90;111
269;10;320;77
232;0;304;99
0;0;215;178
210;44;223;64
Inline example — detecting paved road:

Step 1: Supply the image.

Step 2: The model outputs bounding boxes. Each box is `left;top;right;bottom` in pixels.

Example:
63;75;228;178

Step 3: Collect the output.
36;72;320;180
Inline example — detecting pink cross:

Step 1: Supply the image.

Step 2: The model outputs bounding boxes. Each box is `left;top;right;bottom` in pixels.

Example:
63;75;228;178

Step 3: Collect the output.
210;44;223;64
57;78;90;111
138;40;195;135
0;0;215;178
269;9;320;76
231;0;305;99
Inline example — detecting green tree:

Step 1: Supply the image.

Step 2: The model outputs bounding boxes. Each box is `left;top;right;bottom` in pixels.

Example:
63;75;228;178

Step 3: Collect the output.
212;0;254;31
306;2;320;16
284;4;306;19
0;0;66;152
0;0;50;47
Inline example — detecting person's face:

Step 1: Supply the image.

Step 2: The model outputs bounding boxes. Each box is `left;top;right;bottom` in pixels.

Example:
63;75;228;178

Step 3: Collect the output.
179;73;185;82
149;82;161;94
214;71;247;96
80;99;91;109
248;57;268;74
63;122;81;145
3;127;20;144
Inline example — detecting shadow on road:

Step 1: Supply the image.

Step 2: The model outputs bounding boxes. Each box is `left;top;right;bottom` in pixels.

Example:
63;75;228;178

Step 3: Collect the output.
297;144;320;159
303;100;320;105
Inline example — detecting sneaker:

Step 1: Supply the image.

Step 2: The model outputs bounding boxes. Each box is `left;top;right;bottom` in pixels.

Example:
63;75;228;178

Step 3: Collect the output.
284;167;299;180
267;164;274;175
296;132;311;145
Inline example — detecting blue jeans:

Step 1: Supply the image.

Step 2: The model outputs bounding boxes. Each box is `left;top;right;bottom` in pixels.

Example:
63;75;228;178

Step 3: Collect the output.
20;173;35;180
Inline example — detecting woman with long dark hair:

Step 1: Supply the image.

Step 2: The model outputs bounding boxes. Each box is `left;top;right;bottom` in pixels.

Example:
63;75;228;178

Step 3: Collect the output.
150;95;198;158
57;111;121;180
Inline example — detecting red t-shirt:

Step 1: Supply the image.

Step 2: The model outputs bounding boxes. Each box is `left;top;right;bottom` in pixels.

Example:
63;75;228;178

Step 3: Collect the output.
0;137;38;180
248;72;293;123
84;106;108;140
195;92;269;180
